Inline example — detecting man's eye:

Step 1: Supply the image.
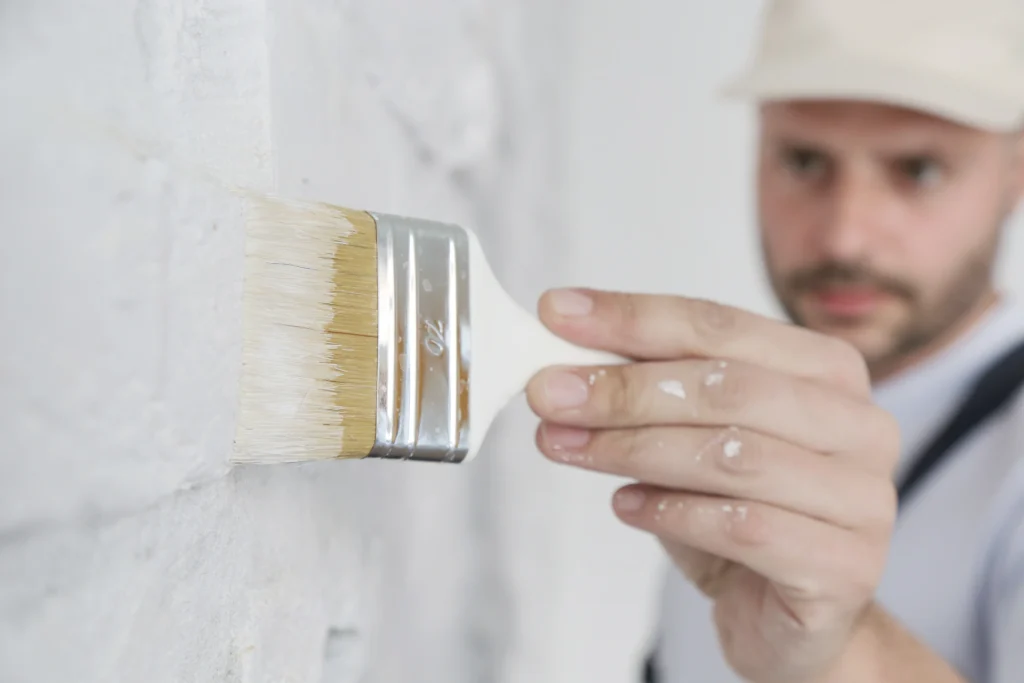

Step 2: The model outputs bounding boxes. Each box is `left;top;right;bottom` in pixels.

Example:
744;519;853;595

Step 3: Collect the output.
898;156;943;187
783;148;828;177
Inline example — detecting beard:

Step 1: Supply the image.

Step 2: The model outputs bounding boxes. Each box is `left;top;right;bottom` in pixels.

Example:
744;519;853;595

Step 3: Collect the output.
765;231;1004;377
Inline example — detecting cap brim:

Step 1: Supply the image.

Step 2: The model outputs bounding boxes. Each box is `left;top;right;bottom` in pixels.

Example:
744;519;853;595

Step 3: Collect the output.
720;56;1024;132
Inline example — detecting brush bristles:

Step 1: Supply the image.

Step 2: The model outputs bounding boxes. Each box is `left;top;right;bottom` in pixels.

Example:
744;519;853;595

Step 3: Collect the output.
233;196;378;463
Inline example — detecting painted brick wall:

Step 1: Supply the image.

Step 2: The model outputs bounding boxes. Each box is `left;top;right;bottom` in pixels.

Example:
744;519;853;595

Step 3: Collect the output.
0;1;576;681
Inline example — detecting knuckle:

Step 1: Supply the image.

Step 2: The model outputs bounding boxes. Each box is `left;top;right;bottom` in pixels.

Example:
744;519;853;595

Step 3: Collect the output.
688;298;741;346
861;479;898;531
866;409;902;472
698;360;754;414
616;428;648;469
783;599;834;633
722;502;770;547
603;365;644;421
826;337;871;394
879;410;902;448
845;546;886;599
615;292;648;345
712;427;764;477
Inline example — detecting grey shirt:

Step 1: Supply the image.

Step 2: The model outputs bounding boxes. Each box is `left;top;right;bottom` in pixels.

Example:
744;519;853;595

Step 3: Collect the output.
653;297;1024;682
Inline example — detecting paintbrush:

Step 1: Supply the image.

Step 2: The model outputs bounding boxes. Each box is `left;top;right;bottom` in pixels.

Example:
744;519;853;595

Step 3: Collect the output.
232;196;623;465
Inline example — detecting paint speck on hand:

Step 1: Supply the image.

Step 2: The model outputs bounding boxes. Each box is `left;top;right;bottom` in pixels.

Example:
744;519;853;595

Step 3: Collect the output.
723;439;742;458
658;379;687;400
554;450;591;465
657;499;668;512
703;361;728;386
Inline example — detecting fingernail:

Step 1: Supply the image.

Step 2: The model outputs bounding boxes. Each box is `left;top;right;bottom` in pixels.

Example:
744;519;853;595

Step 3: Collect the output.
542;424;591;451
543;371;590;409
614;488;646;512
548;289;594;316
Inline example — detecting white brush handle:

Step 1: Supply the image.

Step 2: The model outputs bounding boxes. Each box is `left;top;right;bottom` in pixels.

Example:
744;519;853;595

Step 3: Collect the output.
465;229;626;462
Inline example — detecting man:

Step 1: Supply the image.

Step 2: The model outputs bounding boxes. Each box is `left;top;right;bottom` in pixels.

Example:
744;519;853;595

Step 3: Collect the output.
525;0;1024;681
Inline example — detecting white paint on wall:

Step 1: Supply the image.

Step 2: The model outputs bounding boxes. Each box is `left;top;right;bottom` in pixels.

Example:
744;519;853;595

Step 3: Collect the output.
0;0;576;681
0;0;271;535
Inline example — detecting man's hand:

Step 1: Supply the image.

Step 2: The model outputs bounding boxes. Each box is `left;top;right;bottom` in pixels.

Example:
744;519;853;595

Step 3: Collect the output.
525;288;901;683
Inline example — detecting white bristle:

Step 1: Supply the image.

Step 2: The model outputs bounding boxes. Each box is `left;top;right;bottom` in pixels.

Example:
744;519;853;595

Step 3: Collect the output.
232;197;377;463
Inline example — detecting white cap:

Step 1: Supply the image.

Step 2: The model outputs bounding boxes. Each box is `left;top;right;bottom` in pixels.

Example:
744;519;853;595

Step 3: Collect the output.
723;0;1024;131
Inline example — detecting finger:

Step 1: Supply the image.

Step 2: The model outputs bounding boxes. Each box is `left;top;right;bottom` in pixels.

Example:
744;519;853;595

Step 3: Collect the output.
526;358;897;458
610;484;885;598
537;424;897;529
660;540;734;599
539;289;871;398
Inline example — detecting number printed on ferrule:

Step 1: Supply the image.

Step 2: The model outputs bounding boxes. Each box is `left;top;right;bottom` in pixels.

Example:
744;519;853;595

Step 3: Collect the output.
424;319;446;357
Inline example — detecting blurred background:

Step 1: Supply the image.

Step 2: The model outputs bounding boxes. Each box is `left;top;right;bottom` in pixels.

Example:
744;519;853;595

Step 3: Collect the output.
2;1;1023;682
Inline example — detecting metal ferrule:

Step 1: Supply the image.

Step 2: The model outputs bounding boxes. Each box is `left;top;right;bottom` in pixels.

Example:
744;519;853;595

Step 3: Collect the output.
367;212;472;463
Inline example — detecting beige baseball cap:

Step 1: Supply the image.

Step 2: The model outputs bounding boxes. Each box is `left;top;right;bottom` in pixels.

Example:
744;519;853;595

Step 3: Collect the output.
722;0;1024;131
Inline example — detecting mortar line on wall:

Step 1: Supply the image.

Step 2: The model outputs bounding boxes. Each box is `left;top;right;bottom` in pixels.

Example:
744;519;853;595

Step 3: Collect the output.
0;466;231;549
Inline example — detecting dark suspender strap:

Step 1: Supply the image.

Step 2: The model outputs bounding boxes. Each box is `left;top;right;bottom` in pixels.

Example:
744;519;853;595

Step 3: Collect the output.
642;654;657;683
642;337;1024;682
896;338;1024;506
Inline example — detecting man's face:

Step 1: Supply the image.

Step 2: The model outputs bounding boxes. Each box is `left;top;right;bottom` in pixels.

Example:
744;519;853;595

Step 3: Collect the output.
757;100;1024;378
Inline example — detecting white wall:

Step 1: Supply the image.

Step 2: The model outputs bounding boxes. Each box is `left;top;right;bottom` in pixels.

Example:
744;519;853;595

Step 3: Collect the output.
0;1;575;681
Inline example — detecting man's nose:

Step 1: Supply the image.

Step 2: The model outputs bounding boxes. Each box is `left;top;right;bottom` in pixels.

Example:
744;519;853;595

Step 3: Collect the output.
819;170;888;261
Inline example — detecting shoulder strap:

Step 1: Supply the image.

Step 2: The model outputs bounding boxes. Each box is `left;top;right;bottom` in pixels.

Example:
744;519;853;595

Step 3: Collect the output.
642;655;656;683
897;337;1024;507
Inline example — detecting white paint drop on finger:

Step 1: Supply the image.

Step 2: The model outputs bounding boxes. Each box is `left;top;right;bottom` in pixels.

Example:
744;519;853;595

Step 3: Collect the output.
704;360;728;386
723;438;742;458
658;379;687;399
693;429;728;463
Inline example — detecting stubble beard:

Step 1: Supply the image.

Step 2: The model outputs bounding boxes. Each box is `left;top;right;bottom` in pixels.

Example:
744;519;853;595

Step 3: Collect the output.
766;230;1003;379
